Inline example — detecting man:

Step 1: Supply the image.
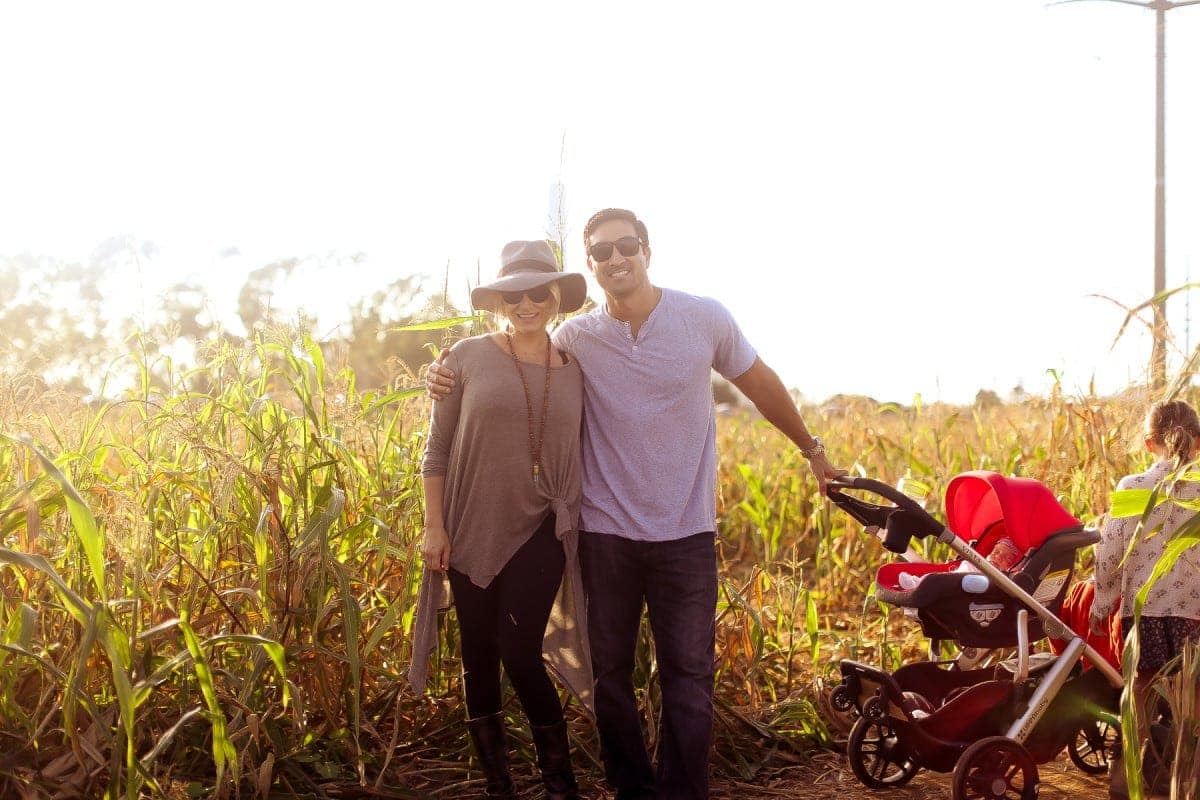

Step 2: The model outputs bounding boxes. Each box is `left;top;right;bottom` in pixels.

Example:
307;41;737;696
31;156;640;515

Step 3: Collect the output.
427;208;842;800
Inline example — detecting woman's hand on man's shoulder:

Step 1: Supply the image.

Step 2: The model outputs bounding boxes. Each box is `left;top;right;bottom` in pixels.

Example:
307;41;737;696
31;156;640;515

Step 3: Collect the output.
425;350;456;399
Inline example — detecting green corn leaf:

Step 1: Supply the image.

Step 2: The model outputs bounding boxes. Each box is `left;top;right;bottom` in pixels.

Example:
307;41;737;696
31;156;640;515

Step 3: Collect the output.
0;643;66;680
805;591;821;665
136;618;181;642
388;314;485;333
14;602;34;651
0;547;91;623
364;595;402;657
0;641;103;726
179;617;237;788
363;388;425;415
141;648;197;690
207;634;290;710
295;486;346;553
253;505;272;606
1109;487;1200;519
718;577;764;678
18;438;108;603
304;334;326;390
64;604;103;755
1132;513;1200;617
330;559;362;764
140;707;204;769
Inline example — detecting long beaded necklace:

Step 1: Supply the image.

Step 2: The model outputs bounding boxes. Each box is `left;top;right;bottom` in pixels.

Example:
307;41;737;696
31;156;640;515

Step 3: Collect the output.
505;332;552;485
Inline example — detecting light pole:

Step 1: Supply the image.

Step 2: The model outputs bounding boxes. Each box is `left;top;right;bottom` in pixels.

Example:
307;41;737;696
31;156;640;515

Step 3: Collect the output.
1056;0;1200;389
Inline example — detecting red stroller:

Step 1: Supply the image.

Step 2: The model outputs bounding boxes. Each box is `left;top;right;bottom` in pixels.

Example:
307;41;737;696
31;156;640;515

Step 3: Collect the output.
827;473;1125;800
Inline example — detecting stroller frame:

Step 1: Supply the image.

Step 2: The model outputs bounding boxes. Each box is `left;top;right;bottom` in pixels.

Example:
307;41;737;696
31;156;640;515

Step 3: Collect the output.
828;476;1124;797
933;521;1121;741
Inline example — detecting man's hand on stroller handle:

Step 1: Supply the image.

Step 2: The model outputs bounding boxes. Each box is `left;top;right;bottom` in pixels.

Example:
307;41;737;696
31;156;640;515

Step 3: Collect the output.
806;451;847;496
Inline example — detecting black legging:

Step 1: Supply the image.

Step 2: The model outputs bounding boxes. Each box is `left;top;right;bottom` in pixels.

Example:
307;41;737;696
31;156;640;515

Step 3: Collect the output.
448;514;565;725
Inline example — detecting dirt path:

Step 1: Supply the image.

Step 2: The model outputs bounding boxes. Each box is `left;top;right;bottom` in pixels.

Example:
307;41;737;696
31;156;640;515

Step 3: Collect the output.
707;751;1108;799
567;750;1109;799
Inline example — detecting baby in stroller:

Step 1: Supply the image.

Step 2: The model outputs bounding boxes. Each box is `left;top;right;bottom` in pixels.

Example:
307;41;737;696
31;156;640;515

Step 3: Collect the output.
827;471;1125;800
894;533;1021;591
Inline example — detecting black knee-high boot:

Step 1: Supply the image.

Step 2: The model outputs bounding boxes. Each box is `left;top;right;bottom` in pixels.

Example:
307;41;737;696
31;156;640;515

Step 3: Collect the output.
468;713;518;799
530;721;579;800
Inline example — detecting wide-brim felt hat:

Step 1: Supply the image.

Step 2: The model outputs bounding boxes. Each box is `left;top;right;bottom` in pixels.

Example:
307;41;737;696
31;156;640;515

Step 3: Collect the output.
471;239;587;313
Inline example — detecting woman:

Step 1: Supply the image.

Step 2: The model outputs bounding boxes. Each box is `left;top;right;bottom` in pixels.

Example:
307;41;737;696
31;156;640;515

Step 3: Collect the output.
408;240;590;800
1091;399;1200;798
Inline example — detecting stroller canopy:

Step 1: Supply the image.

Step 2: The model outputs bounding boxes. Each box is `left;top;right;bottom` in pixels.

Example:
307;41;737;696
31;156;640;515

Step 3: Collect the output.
944;471;1081;552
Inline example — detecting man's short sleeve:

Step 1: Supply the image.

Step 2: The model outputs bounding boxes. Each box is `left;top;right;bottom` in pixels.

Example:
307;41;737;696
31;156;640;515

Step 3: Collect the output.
552;317;581;356
708;298;757;379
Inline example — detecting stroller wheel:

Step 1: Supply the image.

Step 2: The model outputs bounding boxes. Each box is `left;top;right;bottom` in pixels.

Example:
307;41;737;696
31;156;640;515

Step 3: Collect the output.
1067;719;1120;775
830;685;855;714
847;715;920;789
862;695;885;720
817;678;858;738
951;736;1038;800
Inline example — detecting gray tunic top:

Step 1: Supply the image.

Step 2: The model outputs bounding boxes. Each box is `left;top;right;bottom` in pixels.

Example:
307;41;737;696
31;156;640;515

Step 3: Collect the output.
407;334;592;708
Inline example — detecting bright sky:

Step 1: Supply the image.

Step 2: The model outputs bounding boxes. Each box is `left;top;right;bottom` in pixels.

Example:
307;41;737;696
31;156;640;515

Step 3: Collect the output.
2;1;1199;404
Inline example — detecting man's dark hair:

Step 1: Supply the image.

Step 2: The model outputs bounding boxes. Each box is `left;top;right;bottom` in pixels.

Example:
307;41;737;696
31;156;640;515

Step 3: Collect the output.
583;208;650;248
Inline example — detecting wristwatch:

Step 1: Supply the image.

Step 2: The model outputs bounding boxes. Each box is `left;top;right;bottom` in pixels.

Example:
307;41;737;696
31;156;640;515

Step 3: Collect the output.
801;436;825;460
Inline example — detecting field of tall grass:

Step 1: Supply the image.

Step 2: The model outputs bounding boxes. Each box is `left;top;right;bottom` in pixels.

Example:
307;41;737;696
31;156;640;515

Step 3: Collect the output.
0;325;1196;798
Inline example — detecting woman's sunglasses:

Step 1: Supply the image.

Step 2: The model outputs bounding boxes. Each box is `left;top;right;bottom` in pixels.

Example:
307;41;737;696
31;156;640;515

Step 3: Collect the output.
588;236;642;262
501;285;552;305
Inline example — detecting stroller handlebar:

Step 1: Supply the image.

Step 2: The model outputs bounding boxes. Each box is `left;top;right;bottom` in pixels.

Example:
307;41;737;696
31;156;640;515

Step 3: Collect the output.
828;477;928;514
827;476;948;554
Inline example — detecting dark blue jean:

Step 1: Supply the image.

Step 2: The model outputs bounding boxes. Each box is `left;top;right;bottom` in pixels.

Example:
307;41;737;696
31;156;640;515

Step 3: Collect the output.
579;530;718;800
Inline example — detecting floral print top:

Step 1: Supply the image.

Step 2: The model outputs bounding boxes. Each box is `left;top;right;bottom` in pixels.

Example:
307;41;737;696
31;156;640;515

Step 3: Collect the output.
1093;460;1200;621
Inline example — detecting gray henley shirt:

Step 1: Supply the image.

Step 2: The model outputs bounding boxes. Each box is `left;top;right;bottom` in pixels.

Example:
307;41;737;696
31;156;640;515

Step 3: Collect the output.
553;288;757;542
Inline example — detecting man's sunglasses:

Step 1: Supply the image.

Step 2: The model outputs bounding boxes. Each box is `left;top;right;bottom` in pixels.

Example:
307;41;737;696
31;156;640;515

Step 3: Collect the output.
501;285;552;305
588;236;642;262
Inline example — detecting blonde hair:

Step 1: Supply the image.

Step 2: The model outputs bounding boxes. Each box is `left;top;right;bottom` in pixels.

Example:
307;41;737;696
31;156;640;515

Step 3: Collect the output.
493;282;561;330
1146;399;1200;469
